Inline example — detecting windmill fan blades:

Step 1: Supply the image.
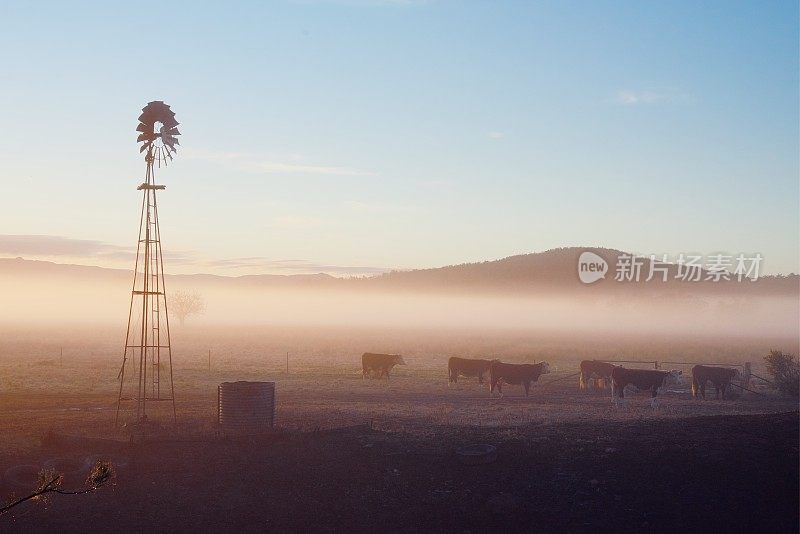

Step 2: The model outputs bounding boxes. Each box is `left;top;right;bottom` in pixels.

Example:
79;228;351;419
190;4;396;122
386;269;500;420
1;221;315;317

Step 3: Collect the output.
136;100;180;159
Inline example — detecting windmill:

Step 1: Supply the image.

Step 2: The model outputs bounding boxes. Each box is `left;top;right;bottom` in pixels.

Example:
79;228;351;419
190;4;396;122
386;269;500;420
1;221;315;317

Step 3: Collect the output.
116;101;180;425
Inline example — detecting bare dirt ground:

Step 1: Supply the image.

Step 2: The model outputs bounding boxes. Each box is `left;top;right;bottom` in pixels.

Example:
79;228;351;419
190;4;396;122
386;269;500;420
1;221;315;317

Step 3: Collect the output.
0;326;797;532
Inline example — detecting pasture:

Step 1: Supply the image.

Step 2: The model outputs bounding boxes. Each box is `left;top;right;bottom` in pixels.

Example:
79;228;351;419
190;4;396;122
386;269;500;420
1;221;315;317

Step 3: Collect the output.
0;324;797;531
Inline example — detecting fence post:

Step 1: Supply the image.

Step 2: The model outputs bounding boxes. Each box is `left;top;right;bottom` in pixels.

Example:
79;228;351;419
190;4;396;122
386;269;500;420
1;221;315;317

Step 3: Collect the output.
654;361;660;370
742;362;751;389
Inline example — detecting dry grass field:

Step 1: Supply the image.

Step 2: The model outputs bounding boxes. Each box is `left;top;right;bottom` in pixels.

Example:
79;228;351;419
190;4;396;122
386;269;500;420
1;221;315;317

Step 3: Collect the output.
0;324;797;531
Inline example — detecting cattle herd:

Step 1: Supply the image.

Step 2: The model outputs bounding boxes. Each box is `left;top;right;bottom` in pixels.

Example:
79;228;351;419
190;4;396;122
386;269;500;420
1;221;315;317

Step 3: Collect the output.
362;353;744;406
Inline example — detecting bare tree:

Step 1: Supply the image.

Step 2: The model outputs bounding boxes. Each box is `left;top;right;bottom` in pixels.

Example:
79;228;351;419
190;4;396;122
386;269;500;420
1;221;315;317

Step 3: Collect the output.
765;350;799;397
0;461;114;516
171;290;206;326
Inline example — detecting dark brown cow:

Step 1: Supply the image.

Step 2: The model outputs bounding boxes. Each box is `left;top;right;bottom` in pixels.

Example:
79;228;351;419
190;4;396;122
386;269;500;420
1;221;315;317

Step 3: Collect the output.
692;365;741;400
489;361;550;397
448;357;493;385
579;360;618;390
362;353;406;379
611;367;683;407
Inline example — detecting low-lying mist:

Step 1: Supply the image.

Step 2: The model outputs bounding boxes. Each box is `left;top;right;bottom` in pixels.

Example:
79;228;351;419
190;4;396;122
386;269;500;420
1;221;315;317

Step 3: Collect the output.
0;275;797;340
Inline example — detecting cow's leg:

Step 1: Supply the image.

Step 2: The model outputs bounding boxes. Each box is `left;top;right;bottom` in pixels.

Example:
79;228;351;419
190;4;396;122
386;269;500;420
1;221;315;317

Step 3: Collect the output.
477;372;484;385
720;381;728;399
612;380;623;407
524;381;530;397
580;371;587;391
489;378;497;396
691;378;698;399
650;387;659;408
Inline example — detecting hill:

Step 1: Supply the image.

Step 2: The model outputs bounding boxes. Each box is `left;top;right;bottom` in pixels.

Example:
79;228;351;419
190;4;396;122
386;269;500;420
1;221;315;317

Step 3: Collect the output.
0;247;796;297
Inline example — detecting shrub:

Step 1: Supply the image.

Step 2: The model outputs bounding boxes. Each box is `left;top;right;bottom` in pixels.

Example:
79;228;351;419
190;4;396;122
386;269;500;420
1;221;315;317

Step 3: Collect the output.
764;350;800;398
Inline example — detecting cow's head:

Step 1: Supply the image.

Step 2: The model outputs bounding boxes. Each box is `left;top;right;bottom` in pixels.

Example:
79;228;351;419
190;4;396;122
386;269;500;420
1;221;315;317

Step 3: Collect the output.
664;369;683;387
393;355;406;365
539;362;551;375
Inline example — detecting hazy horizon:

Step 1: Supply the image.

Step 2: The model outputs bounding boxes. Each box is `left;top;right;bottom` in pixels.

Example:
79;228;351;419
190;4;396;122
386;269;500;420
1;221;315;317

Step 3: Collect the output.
1;244;799;278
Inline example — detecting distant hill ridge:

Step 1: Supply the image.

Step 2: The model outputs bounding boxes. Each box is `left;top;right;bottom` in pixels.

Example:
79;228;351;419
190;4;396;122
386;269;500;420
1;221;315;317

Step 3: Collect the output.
0;247;796;296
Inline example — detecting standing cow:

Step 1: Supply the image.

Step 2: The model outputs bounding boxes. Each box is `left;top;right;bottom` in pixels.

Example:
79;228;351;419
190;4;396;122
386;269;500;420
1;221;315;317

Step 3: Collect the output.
448;357;493;385
691;365;741;400
362;353;406;379
611;367;683;407
579;360;617;391
489;361;550;397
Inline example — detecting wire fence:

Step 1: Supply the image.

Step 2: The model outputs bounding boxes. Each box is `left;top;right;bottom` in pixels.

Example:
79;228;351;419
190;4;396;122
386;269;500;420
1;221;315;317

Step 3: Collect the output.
599;359;746;369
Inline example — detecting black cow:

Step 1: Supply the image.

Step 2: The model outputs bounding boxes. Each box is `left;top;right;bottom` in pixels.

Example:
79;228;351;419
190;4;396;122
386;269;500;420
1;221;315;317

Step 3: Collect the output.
489;361;550;397
691;365;741;400
611;367;683;407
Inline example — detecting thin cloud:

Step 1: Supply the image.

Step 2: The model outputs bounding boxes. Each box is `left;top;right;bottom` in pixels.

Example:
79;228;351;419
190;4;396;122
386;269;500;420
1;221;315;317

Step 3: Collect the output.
343;200;418;213
0;235;388;276
0;235;197;265
182;148;376;177
205;257;390;276
420;179;451;188
614;89;693;106
0;235;128;258
271;215;324;229
488;131;505;139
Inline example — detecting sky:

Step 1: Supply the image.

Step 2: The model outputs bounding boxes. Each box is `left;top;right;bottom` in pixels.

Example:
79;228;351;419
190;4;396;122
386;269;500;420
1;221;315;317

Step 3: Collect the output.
0;0;797;276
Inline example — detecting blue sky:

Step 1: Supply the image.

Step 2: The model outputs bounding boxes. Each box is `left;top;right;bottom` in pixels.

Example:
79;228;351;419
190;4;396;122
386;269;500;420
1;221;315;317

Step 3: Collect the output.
0;0;797;275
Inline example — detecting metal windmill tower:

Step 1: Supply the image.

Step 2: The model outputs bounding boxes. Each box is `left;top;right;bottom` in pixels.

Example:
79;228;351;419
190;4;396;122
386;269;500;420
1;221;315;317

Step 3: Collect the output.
116;101;181;425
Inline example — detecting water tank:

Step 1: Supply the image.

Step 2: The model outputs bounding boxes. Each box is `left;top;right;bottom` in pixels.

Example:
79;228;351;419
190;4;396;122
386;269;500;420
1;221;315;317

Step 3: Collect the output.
217;381;276;433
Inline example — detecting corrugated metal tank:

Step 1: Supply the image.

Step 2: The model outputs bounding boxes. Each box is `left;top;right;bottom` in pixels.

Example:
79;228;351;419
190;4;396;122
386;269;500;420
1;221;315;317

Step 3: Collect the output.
217;381;276;433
